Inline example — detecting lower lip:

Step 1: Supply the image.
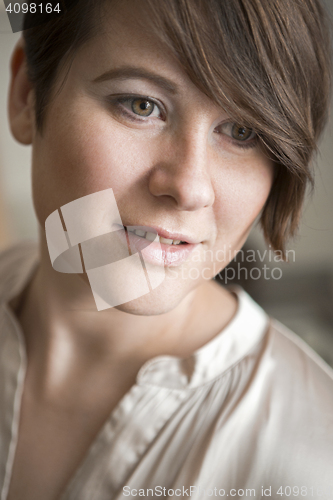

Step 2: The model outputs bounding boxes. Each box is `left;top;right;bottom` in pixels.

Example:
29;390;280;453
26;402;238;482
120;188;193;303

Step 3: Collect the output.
115;228;199;267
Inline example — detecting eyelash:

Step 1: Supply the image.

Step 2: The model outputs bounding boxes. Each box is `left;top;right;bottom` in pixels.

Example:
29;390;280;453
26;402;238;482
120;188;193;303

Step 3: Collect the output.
107;94;259;150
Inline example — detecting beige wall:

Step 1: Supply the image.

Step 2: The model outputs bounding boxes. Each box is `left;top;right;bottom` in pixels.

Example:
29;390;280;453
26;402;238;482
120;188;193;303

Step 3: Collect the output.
0;180;11;250
0;9;332;273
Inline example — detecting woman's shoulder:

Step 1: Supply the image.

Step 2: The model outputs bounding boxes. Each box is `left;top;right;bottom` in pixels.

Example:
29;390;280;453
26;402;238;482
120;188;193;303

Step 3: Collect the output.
226;286;333;387
208;287;333;429
267;316;333;391
235;297;333;418
0;241;39;306
246;317;333;490
227;287;333;392
246;312;333;458
193;294;333;491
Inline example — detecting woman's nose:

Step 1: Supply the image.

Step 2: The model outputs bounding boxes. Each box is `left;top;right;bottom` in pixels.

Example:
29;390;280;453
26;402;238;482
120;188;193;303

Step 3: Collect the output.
148;130;215;211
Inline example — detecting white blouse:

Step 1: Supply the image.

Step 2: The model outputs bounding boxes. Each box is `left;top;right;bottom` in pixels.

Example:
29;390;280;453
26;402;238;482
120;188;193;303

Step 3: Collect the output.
0;243;333;500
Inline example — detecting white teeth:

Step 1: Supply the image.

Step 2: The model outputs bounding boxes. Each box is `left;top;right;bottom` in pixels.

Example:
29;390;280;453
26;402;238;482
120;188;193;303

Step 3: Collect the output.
145;231;157;241
160;237;174;245
126;227;184;245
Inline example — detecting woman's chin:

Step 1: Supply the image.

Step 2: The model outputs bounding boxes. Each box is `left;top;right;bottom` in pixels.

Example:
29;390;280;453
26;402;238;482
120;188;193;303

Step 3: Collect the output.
112;280;197;316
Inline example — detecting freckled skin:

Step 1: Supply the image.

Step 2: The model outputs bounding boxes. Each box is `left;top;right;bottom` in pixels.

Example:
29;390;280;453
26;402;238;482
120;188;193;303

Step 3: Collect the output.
28;1;274;316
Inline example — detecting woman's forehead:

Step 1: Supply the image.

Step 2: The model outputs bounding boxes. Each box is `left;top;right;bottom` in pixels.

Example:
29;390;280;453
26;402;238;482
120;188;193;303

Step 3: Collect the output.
70;4;216;105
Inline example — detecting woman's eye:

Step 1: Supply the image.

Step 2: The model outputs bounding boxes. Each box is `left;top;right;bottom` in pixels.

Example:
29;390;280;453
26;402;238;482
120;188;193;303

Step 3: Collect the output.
217;122;257;145
231;124;256;141
131;98;157;117
119;97;163;119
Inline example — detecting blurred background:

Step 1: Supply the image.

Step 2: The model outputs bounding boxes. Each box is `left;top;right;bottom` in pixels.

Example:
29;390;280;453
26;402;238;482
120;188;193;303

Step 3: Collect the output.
1;3;333;365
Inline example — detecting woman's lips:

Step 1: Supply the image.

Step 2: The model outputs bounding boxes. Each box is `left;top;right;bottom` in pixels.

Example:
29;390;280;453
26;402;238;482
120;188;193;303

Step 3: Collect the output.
114;225;199;267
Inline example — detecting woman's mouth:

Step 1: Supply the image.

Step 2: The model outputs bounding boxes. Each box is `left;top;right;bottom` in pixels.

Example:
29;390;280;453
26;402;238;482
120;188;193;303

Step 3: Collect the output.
115;224;200;267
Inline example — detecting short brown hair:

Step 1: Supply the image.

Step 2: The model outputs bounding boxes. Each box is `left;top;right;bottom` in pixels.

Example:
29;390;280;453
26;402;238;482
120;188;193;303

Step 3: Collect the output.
22;0;332;256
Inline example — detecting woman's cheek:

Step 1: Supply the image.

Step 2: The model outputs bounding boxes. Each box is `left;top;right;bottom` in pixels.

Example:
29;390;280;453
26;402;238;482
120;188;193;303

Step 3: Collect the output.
214;158;274;233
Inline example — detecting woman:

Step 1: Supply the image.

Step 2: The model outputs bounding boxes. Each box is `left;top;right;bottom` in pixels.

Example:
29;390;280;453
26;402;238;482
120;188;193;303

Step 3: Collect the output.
1;0;332;499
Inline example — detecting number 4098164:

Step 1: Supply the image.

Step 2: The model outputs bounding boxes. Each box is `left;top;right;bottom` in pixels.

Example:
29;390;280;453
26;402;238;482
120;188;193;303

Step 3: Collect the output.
5;3;61;14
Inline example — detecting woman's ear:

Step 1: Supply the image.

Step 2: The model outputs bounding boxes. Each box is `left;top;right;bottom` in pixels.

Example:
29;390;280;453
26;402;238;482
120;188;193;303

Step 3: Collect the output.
8;37;36;145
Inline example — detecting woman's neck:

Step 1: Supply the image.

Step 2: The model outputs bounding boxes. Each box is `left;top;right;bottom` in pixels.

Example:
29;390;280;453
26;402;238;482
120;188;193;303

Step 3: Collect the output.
13;236;237;398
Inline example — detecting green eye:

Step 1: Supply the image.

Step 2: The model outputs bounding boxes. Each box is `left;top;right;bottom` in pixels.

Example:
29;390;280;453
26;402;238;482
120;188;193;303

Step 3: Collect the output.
231;124;255;141
131;98;155;117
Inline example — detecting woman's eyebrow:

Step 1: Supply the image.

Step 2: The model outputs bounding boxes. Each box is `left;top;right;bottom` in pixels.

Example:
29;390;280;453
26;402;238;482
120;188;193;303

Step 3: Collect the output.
92;66;179;94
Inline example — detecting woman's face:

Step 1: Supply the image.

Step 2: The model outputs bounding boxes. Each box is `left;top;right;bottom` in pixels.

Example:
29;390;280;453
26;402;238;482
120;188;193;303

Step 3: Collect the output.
30;0;274;315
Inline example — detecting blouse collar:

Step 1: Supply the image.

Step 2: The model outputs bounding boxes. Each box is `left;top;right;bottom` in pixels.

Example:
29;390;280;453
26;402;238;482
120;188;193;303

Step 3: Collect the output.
136;287;269;389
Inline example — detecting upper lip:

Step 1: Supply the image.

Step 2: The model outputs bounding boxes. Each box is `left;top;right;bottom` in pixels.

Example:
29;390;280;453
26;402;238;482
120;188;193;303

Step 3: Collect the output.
119;224;201;244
